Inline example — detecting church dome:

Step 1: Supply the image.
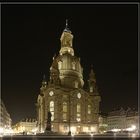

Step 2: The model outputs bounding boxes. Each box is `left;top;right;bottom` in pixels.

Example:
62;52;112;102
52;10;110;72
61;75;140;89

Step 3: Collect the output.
37;21;101;133
57;53;84;89
49;21;84;89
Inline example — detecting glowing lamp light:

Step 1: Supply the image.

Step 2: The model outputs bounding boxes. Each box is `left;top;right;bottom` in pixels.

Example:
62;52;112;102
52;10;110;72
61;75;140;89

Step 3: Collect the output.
83;127;88;132
126;125;136;132
131;125;136;130
71;126;76;134
1;128;14;136
131;133;136;138
0;127;4;134
90;133;93;137
71;133;75;137
114;133;117;137
91;126;97;132
32;128;38;135
112;129;121;132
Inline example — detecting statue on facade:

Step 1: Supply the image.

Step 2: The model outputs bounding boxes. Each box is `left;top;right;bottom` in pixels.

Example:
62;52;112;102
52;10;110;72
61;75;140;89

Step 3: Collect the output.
61;34;72;47
46;111;52;131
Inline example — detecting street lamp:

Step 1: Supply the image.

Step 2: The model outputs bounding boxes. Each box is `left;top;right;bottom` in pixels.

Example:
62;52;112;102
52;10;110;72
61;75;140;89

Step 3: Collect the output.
68;94;71;136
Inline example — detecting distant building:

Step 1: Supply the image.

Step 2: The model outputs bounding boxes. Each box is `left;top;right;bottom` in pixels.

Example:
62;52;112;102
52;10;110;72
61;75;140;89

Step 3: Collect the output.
107;107;139;133
125;108;139;133
0;99;12;130
13;118;37;134
107;107;126;131
36;21;101;134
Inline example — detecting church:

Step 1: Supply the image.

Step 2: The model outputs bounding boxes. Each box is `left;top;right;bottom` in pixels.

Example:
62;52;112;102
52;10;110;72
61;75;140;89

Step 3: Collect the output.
36;21;101;134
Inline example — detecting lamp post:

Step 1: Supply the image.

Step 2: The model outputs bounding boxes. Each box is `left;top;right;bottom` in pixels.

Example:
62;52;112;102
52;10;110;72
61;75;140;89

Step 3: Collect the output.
68;94;71;136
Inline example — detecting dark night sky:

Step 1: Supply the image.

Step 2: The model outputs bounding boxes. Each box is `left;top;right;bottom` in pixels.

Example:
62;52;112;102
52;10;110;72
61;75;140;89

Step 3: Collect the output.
1;4;138;124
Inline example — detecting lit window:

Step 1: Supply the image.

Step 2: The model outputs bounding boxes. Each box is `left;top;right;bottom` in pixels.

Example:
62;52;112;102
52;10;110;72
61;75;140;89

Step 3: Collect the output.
63;102;67;112
50;101;54;121
77;114;81;117
88;105;91;114
63;102;67;121
63;113;67;121
77;104;80;113
58;61;62;69
75;81;78;88
64;125;68;132
51;112;54;121
90;87;93;92
77;103;81;122
72;62;76;70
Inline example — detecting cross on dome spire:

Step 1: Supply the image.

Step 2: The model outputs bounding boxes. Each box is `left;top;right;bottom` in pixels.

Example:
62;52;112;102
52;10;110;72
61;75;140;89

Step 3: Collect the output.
89;65;96;82
64;19;71;33
43;74;46;81
66;19;68;29
60;20;74;55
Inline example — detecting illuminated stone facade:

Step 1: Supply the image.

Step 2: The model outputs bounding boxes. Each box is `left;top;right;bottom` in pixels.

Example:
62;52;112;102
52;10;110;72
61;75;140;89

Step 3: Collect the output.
13;118;37;134
0;100;12;130
36;22;101;134
107;107;139;133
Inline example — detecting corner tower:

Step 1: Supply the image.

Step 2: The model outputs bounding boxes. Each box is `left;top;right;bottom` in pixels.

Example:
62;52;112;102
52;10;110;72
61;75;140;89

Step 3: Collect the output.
88;65;98;94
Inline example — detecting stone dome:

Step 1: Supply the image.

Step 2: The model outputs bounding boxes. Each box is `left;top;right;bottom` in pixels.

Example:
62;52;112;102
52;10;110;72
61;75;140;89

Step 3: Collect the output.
57;53;84;88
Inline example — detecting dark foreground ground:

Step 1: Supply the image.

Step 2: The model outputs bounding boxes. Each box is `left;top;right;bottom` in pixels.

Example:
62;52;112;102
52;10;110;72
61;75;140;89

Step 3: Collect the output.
1;135;140;140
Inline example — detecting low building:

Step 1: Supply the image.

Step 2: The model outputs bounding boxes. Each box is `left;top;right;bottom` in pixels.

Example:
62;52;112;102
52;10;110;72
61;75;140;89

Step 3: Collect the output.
125;108;139;133
13;118;37;134
107;107;126;131
0;99;12;135
107;107;139;133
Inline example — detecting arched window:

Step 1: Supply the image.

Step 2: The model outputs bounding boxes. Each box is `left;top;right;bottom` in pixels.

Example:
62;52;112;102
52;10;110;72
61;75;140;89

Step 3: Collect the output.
50;101;54;121
58;61;62;69
74;81;78;88
90;87;93;92
88;105;91;114
72;62;76;70
75;81;78;88
63;102;67;121
63;102;67;112
77;103;81;122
